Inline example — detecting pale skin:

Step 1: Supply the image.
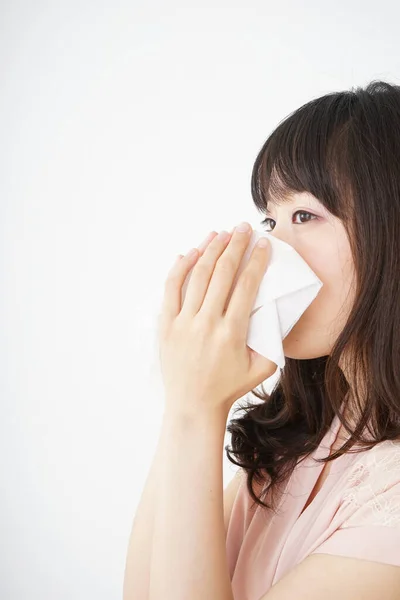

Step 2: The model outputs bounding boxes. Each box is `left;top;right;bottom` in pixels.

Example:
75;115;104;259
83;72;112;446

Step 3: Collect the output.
150;203;400;599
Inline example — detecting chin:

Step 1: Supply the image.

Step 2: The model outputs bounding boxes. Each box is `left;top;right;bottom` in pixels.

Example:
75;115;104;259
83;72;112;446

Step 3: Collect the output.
282;326;330;361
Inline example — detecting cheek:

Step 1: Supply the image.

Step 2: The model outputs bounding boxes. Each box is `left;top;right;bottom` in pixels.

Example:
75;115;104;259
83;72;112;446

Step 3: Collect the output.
298;217;353;283
302;229;354;290
285;225;356;349
301;245;355;323
300;246;339;287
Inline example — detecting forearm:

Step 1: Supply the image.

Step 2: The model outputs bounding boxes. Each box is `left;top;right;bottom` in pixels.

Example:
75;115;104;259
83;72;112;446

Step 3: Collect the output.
149;409;234;600
123;427;164;600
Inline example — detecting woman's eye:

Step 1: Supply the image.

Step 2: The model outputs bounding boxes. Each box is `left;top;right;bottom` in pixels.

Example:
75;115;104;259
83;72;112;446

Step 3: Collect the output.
260;210;318;231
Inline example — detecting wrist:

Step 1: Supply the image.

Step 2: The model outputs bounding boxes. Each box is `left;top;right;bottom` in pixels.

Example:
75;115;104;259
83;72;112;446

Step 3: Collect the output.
162;405;229;431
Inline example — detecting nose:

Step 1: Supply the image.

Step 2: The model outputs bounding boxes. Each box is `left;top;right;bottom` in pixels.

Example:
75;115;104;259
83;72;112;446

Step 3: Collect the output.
268;228;295;250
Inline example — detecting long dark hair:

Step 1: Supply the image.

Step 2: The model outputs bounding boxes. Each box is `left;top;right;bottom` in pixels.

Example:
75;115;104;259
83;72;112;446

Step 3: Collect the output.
225;80;400;513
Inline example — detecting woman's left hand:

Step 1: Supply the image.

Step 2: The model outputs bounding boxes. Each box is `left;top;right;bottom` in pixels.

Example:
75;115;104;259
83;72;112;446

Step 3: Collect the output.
157;223;277;420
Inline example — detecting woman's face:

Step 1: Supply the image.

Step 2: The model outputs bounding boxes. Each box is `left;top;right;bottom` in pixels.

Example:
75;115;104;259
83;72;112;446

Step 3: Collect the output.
262;192;356;361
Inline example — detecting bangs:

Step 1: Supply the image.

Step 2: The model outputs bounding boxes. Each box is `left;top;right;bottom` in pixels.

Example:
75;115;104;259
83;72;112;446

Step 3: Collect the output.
250;92;357;222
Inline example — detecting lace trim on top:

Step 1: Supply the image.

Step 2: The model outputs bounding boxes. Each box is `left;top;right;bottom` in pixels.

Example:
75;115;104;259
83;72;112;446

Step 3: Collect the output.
341;440;400;527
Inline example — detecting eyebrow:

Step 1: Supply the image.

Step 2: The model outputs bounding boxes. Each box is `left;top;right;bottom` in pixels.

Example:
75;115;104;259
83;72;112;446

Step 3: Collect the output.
267;190;316;207
266;194;296;208
267;191;296;206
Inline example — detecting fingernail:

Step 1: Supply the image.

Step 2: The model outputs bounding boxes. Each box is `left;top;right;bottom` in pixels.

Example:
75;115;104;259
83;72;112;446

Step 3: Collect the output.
199;231;217;250
217;230;230;241
235;222;251;232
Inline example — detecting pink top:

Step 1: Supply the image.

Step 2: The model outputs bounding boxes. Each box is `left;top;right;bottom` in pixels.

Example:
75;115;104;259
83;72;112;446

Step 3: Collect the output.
226;408;400;600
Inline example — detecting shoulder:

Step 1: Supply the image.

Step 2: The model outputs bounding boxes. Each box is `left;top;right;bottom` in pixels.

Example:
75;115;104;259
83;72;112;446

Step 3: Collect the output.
340;439;400;527
258;441;400;599
256;441;400;599
302;440;400;568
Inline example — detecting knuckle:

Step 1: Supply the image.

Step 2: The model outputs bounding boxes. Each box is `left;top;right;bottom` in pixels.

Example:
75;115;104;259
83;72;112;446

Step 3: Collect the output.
224;319;242;343
190;317;214;341
216;255;235;275
174;313;189;332
193;259;210;276
239;270;255;288
220;323;237;343
164;273;180;288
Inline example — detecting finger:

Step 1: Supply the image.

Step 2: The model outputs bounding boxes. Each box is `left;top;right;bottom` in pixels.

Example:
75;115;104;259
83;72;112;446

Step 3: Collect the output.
159;231;218;333
180;230;233;317
199;224;253;317
225;236;271;335
198;231;218;253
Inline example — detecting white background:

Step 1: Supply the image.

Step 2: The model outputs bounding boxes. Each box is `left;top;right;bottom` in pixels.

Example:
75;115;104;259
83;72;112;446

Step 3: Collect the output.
1;1;399;598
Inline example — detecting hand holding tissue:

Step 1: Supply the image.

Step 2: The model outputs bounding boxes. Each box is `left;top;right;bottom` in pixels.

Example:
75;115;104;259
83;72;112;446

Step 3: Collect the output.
180;230;323;371
156;226;323;418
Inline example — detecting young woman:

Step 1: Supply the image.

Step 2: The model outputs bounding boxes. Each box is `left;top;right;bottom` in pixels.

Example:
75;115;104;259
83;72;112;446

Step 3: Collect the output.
124;80;400;600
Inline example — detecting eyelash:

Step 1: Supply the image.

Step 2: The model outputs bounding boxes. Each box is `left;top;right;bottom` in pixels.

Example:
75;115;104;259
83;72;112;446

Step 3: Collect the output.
260;210;318;231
